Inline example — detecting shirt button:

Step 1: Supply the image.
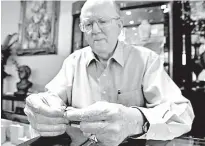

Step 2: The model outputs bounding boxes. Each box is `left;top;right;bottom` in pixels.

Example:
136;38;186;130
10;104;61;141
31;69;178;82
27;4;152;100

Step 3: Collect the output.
103;74;106;77
103;91;106;94
97;78;100;81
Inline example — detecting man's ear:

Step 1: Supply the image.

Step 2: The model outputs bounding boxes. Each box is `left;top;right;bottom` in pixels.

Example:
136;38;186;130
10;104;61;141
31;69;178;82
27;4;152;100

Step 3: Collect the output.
117;18;123;30
117;18;124;36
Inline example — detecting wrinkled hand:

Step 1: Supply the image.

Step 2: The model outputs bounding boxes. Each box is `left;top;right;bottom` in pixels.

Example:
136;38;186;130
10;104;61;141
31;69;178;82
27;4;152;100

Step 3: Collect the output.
24;93;69;137
66;125;89;146
64;101;144;146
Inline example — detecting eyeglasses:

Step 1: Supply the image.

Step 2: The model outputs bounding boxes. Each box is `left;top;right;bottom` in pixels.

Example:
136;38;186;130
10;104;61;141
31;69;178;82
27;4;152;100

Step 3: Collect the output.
79;17;120;33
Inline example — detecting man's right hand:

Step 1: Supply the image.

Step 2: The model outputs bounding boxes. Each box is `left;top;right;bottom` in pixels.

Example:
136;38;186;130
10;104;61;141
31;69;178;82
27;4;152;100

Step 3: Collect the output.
24;93;69;137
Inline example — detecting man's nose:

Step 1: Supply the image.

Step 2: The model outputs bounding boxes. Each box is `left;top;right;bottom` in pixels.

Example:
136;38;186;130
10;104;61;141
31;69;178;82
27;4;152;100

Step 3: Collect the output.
92;22;101;34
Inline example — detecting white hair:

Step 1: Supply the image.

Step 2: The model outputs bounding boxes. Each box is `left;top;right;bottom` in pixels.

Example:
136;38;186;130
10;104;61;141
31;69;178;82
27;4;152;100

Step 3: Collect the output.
80;0;121;20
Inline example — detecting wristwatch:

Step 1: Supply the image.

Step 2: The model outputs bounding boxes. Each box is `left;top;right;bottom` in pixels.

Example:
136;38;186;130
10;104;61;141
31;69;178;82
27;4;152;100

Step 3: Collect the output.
142;121;149;133
129;121;150;139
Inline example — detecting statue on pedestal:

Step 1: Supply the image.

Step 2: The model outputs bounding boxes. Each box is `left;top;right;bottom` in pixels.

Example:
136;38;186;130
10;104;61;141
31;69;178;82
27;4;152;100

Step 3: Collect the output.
14;65;33;96
138;19;165;55
138;20;151;43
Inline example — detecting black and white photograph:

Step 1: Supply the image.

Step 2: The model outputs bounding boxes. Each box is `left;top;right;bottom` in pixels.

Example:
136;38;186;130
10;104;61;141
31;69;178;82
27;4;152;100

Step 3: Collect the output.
1;0;205;146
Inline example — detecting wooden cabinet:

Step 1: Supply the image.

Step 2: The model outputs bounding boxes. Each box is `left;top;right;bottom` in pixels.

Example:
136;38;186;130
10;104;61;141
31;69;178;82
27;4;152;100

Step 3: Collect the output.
1;94;28;124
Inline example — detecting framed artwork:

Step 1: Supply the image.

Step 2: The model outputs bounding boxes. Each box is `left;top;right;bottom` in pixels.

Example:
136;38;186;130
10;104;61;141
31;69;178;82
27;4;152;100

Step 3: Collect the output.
17;1;60;56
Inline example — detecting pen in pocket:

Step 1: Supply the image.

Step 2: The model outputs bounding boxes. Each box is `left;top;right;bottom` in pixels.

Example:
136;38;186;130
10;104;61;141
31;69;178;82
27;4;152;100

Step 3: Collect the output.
118;89;121;94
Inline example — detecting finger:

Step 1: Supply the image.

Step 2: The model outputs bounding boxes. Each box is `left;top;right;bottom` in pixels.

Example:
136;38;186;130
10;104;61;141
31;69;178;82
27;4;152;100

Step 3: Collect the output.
96;133;119;146
25;106;69;125
39;92;66;108
65;106;78;111
24;104;33;118
80;121;109;134
26;94;65;117
24;105;37;124
24;105;34;124
40;131;66;137
82;132;92;138
31;123;67;132
64;104;109;121
35;114;69;125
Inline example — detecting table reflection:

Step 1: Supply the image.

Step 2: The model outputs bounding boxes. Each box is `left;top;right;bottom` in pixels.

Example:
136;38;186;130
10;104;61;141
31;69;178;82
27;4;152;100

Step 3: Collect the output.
18;134;205;146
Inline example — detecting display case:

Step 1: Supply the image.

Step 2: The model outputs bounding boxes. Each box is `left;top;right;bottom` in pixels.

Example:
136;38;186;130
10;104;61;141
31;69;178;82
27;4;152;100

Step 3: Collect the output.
118;2;170;74
180;1;205;137
187;1;205;91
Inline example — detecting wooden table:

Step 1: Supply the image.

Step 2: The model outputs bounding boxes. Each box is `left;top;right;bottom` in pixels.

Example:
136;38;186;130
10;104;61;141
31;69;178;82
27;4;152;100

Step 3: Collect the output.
17;133;205;146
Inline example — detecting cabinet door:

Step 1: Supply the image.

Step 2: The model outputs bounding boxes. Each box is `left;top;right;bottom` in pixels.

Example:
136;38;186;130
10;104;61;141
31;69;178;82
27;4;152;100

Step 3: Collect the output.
119;3;171;75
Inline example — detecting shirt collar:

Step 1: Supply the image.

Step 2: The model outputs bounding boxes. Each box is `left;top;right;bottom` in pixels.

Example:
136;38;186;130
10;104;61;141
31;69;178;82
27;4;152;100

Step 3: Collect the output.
111;41;124;67
86;47;97;67
86;40;124;67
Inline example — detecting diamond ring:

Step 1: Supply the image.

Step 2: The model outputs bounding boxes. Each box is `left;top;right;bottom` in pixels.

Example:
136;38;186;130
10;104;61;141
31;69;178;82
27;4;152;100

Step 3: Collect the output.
89;134;98;143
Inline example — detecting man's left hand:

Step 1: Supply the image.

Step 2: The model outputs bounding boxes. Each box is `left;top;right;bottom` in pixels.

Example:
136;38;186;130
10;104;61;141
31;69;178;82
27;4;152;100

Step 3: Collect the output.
64;101;145;146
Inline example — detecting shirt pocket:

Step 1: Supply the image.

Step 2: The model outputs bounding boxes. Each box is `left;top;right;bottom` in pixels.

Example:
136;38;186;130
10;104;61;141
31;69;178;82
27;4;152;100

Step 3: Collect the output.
117;89;144;107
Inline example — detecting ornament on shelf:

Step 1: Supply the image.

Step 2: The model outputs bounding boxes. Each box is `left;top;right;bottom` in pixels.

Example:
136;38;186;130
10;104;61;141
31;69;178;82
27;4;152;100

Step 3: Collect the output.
14;65;33;97
138;19;151;42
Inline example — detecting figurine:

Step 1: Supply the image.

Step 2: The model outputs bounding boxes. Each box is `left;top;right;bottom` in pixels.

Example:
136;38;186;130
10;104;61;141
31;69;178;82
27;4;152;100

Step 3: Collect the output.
138;19;165;55
14;65;33;96
138;19;151;42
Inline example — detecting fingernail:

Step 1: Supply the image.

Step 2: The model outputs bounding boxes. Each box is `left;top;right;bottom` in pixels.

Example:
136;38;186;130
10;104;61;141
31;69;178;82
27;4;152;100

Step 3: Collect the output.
59;106;66;111
57;107;66;112
65;106;76;111
64;119;69;124
63;112;67;118
61;106;66;110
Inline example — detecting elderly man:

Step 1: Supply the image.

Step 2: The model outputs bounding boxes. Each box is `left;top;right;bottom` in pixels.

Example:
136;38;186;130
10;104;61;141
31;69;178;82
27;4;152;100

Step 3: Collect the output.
24;0;194;146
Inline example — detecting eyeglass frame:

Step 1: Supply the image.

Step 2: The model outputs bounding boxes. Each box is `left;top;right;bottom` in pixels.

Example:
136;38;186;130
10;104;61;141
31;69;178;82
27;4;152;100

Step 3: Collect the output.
79;17;120;33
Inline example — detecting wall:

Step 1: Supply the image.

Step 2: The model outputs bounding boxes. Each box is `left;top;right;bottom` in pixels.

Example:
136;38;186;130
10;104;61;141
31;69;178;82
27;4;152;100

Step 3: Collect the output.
1;1;76;93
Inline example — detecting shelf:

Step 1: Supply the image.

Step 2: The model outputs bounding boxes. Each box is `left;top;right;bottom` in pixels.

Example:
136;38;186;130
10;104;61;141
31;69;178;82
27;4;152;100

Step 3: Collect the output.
2;94;27;101
2;111;29;124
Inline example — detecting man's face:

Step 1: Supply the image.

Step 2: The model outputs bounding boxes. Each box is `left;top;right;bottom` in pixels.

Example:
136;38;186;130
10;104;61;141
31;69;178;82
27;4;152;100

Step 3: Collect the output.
81;1;122;60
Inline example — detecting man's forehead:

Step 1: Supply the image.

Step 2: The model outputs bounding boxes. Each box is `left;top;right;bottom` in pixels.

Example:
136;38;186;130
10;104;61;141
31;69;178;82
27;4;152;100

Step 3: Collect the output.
81;0;118;19
83;0;114;8
81;12;108;20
